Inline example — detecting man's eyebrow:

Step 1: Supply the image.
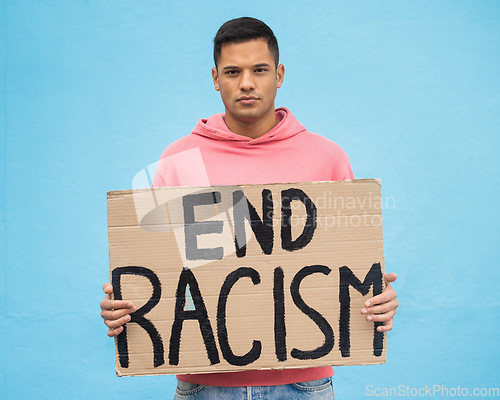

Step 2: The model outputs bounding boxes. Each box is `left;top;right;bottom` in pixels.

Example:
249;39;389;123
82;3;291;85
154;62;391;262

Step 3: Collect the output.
222;65;239;71
221;63;271;71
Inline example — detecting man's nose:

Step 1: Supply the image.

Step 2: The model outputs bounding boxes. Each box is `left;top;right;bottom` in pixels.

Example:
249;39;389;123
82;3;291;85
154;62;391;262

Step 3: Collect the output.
239;71;255;91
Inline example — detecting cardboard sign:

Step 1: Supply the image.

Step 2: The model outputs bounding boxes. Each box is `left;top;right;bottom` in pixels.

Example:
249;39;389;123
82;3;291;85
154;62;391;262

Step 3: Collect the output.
107;179;386;376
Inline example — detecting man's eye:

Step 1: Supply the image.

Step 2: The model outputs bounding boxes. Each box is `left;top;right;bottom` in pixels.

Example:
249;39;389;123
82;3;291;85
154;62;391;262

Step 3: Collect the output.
255;68;267;73
225;70;239;75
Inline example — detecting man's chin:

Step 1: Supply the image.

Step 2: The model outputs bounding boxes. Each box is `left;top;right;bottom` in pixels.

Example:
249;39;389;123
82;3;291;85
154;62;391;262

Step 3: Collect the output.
231;110;262;123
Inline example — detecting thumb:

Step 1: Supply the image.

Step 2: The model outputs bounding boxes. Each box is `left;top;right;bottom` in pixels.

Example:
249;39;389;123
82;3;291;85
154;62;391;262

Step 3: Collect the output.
384;272;397;284
103;283;113;295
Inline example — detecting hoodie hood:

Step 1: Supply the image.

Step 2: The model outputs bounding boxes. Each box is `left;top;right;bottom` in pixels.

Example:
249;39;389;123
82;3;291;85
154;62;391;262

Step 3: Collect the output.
191;107;307;145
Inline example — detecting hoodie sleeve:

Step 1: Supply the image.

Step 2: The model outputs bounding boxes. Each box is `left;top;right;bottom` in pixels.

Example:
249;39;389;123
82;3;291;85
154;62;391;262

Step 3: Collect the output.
152;148;169;188
152;140;212;188
342;158;354;180
152;168;167;187
328;143;354;181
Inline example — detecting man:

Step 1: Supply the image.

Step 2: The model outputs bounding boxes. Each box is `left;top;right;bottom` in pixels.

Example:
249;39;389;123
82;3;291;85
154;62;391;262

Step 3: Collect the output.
100;17;398;399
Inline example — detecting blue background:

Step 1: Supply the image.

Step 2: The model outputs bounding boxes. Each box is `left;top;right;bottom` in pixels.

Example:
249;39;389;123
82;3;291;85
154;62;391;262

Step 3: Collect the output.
1;1;499;399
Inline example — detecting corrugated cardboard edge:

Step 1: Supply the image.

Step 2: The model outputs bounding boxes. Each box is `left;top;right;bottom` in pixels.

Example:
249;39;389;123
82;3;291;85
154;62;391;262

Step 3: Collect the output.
116;360;386;377
106;178;382;198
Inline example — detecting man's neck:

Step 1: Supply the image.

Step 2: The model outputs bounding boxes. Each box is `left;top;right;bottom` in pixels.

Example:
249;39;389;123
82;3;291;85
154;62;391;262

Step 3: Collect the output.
224;111;279;139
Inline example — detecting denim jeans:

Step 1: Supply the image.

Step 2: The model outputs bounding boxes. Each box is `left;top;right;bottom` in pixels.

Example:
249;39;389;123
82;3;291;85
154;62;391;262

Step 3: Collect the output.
174;377;334;399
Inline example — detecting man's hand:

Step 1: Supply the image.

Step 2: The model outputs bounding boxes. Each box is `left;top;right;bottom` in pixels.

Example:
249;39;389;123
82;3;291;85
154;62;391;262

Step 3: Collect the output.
100;283;137;337
361;273;398;332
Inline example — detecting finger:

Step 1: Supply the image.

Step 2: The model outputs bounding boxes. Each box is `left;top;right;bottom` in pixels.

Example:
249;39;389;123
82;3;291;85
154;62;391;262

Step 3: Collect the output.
107;326;124;337
103;283;113;295
364;287;397;308
100;298;136;312
377;318;393;332
361;299;399;316
104;314;131;330
101;307;135;321
384;272;397;284
365;309;397;323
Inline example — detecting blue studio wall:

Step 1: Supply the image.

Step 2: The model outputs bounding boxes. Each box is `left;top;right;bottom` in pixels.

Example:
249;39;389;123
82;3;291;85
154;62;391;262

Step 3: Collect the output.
1;1;499;399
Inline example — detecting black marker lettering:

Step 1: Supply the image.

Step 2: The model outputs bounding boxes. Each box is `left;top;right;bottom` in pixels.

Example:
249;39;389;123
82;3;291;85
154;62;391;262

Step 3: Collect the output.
281;188;317;251
217;267;262;366
233;189;274;257
273;266;287;361
111;266;164;368
290;265;334;360
339;262;384;357
183;192;223;260
169;268;220;366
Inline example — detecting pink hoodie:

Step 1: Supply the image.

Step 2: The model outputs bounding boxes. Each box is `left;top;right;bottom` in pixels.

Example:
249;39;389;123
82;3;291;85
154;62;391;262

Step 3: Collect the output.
153;107;353;387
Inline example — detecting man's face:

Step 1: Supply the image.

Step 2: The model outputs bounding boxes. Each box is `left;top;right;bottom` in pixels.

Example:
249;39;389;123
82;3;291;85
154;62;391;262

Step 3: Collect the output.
212;39;284;128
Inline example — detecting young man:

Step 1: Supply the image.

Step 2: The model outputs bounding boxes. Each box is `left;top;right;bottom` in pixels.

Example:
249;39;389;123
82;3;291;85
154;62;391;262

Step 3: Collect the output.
100;17;398;399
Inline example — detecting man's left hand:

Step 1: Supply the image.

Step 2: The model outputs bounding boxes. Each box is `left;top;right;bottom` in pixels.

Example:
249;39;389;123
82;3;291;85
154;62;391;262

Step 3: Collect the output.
361;272;398;332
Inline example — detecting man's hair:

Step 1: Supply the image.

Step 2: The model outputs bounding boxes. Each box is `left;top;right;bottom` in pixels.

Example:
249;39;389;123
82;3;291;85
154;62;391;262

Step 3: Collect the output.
213;17;279;69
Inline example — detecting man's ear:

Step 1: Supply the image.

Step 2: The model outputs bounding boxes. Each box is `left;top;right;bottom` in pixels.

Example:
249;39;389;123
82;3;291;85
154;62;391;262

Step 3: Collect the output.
212;67;220;91
276;64;285;88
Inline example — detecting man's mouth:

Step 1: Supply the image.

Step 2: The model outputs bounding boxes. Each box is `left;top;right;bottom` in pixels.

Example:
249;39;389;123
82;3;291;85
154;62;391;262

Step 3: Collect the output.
237;96;259;104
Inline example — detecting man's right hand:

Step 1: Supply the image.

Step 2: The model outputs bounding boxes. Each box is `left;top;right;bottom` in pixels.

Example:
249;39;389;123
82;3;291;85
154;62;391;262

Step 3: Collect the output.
100;283;137;337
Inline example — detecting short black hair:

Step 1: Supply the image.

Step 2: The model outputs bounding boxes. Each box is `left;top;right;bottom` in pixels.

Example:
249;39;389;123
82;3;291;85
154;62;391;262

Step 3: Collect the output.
213;17;279;69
